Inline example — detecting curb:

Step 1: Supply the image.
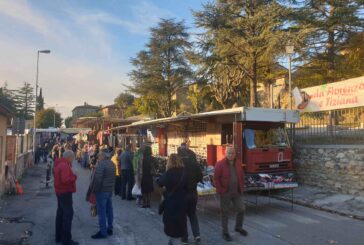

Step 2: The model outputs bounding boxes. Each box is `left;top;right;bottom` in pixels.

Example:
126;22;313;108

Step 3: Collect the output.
274;196;364;221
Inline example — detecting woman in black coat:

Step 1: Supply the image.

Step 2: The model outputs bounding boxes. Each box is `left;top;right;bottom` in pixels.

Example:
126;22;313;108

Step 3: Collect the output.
156;154;187;244
141;146;154;208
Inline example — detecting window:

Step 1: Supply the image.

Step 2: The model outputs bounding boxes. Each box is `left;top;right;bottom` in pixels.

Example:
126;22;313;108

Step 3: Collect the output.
244;127;288;149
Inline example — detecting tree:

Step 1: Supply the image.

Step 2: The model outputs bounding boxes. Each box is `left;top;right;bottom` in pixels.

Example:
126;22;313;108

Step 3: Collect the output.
193;0;295;107
65;116;73;128
0;82;16;111
13;82;35;120
114;92;140;118
293;0;364;87
36;108;62;128
36;87;45;111
114;92;134;109
128;19;192;118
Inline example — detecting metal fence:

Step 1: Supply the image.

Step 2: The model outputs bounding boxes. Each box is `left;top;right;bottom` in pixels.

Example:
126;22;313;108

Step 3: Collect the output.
293;106;364;145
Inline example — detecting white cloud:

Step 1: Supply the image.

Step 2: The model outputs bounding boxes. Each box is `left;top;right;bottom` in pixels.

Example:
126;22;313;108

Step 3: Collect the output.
0;0;176;118
70;1;174;35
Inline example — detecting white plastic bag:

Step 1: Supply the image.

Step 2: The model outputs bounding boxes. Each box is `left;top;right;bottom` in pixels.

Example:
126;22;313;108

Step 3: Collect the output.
132;184;141;196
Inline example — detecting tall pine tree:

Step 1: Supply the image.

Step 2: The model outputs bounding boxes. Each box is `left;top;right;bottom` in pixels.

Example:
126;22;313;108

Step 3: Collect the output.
128;19;192;118
293;0;364;86
36;87;45;111
193;0;296;107
14;82;35;120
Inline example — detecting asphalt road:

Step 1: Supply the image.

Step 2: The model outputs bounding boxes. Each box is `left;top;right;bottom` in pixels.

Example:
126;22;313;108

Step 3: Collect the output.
1;161;364;245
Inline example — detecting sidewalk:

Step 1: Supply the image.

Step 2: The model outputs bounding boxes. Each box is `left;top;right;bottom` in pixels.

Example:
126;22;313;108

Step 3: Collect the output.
277;185;364;220
0;161;48;244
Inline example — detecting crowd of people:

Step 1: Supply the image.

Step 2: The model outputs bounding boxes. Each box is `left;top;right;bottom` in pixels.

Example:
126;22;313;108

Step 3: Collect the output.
51;138;248;245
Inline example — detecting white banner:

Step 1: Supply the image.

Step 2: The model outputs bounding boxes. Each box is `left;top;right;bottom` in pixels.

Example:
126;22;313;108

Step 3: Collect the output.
295;76;364;112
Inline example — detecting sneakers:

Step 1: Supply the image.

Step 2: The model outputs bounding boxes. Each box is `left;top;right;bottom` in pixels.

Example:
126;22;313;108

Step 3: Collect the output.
235;228;248;236
91;232;107;239
181;237;188;245
223;233;233;242
194;236;201;244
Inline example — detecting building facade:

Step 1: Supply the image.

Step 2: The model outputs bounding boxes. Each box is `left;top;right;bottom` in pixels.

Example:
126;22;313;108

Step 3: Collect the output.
100;104;123;118
72;102;99;119
0;103;13;194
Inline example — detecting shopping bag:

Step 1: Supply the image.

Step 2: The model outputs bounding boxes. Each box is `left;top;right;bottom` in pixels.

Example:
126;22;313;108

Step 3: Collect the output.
132;184;141;196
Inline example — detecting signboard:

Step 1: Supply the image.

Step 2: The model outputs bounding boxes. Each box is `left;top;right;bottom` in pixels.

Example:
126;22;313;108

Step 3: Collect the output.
296;76;364;112
6;136;16;163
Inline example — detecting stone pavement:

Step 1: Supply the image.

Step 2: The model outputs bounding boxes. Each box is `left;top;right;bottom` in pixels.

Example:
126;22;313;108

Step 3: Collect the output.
277;185;364;220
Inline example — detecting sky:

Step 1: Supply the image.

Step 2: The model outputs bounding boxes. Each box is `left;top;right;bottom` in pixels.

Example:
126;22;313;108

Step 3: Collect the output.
0;0;204;118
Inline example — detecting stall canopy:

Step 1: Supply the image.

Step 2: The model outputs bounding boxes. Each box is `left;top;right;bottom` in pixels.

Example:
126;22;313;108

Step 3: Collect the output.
117;107;300;130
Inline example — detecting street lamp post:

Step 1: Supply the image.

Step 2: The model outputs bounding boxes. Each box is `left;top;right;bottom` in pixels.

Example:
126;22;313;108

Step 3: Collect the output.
33;50;50;155
285;43;294;110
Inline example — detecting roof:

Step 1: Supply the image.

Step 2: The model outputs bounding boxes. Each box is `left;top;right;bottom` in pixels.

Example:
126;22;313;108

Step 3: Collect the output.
72;104;99;112
118;107;300;129
61;128;91;134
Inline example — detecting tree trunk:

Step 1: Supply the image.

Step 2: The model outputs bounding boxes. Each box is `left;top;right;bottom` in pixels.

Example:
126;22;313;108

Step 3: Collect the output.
249;59;258;107
327;30;335;83
326;4;336;83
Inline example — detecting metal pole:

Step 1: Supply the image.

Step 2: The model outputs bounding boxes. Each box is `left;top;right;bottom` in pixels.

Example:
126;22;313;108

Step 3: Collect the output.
53;108;56;128
270;84;274;109
289;55;292;110
33;51;39;155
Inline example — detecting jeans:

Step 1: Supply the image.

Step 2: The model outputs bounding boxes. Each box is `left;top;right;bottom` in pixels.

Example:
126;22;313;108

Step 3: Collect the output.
96;192;113;236
220;193;245;234
121;169;134;199
182;191;200;240
56;193;74;245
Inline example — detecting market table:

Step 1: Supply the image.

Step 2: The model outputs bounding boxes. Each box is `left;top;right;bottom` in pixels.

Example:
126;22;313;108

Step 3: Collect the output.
197;174;298;212
244;182;298;211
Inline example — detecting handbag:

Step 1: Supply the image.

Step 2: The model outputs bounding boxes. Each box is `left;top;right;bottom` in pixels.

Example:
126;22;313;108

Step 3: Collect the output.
158;169;185;215
90;205;97;217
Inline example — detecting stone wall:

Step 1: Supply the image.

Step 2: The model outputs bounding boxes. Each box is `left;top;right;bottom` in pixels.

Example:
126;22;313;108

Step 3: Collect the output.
294;145;364;196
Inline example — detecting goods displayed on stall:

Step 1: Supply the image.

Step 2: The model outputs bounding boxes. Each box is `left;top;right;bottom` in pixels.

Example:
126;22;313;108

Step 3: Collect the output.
197;166;216;196
245;173;298;189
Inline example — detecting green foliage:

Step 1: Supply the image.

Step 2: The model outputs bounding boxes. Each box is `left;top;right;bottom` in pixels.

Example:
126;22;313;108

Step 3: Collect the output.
36;108;62;128
0;82;16;112
114;92;134;109
293;0;364;87
193;0;295;107
65;116;73;128
113;92;140;118
13;82;35;120
36;88;45;111
128;19;192;118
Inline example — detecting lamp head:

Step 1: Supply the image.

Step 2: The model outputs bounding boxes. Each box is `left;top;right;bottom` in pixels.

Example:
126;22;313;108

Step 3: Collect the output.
285;43;294;55
38;50;51;54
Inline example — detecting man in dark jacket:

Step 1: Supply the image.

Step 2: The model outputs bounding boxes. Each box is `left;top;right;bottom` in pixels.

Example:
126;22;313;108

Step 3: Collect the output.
53;150;78;245
91;150;116;239
177;143;203;244
214;146;247;242
119;144;134;200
